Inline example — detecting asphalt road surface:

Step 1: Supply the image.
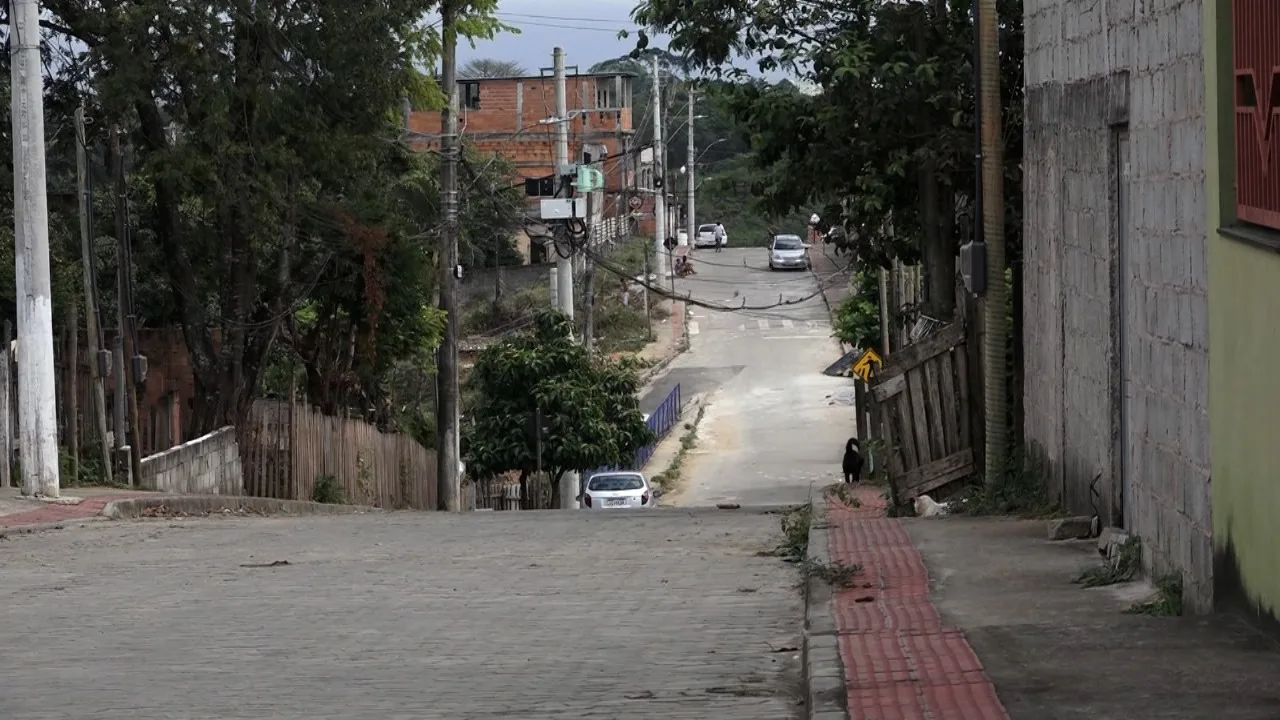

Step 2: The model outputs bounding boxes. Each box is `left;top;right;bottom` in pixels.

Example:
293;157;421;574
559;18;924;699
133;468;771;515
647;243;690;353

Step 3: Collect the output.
647;247;855;507
0;509;804;719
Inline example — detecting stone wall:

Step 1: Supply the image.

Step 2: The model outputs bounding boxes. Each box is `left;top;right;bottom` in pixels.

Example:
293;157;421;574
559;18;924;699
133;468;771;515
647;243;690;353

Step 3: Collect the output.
139;426;243;495
1023;0;1211;610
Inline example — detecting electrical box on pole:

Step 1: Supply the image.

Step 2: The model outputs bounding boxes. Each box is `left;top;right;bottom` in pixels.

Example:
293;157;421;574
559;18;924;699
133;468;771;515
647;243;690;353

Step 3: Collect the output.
574;166;604;193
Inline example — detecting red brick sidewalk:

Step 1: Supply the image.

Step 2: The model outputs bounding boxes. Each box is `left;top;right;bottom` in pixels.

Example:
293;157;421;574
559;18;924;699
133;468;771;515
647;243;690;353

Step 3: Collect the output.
828;489;1008;719
0;494;143;529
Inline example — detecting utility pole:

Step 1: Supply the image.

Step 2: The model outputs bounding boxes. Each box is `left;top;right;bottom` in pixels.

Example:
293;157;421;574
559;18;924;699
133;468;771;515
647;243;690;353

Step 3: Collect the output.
111;128;142;486
977;0;1008;482
75;108;112;485
11;0;60;497
686;91;696;246
436;0;461;512
650;54;666;279
583;191;596;350
552;47;574;321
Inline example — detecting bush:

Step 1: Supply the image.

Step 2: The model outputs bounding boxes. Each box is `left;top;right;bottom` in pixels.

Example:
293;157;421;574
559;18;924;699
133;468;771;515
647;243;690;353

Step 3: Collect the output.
832;267;882;350
312;474;346;504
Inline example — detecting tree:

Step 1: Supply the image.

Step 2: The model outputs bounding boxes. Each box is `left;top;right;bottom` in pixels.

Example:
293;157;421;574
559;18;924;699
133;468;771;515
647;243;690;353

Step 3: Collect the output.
633;0;1024;320
25;0;509;435
462;311;654;507
459;58;527;78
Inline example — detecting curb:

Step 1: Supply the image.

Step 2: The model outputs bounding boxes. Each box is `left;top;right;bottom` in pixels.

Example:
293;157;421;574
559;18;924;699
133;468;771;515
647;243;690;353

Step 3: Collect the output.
803;499;849;719
0;517;108;537
101;495;381;519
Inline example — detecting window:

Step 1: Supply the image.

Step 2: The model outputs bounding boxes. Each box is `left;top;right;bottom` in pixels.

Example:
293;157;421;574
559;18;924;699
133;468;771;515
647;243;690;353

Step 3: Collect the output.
587;474;645;492
461;81;481;110
1232;0;1280;230
596;85;617;110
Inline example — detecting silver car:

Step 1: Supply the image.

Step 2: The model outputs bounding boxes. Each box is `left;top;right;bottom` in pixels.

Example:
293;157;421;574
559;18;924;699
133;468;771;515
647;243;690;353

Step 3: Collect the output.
580;471;659;510
769;234;810;270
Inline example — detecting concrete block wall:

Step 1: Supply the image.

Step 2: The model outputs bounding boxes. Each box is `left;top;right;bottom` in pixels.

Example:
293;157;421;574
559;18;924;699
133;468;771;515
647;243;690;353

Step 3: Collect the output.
1023;0;1211;611
138;426;243;496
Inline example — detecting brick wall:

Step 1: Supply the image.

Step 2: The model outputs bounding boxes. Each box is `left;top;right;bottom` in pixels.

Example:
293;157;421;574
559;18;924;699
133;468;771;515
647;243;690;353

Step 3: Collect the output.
139;426;243;495
1023;0;1211;610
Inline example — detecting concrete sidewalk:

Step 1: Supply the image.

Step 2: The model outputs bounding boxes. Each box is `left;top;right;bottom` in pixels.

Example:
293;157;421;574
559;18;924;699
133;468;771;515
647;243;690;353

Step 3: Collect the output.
808;488;1280;719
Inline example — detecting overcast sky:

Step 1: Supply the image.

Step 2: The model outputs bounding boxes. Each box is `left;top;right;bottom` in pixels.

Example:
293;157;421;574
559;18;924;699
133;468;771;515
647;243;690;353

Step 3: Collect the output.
457;0;790;80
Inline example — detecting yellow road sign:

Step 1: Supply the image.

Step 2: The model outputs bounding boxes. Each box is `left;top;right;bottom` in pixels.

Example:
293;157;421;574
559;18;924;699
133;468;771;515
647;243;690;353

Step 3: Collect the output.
851;348;883;382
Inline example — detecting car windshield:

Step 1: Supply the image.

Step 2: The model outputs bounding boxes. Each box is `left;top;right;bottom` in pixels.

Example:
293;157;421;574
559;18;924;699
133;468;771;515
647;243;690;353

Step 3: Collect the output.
773;236;803;250
698;224;717;233
588;474;645;492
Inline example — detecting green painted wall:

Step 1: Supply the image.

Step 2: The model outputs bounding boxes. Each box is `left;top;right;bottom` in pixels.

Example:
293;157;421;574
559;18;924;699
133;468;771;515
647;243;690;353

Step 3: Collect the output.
1206;0;1280;622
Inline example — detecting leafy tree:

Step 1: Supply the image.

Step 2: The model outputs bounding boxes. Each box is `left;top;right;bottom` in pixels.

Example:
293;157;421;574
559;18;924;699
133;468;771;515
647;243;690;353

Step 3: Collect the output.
633;0;1024;320
459;57;527;78
462;311;654;507
27;0;509;434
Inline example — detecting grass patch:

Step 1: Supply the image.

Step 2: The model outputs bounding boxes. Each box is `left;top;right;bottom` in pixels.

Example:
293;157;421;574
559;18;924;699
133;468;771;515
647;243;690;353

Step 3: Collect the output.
952;446;1060;518
1074;536;1141;588
462;283;546;336
824;482;862;508
1126;572;1184;616
650;405;704;491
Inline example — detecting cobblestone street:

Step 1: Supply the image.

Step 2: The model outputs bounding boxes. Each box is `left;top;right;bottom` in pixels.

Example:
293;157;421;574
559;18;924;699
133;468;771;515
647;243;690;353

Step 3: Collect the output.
0;508;804;719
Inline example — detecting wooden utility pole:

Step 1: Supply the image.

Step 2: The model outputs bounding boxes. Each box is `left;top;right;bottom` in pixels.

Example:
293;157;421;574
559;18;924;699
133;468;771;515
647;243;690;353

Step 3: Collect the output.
435;0;461;512
112;128;143;486
977;0;1008;481
583;191;596;350
75;107;112;485
0;321;10;488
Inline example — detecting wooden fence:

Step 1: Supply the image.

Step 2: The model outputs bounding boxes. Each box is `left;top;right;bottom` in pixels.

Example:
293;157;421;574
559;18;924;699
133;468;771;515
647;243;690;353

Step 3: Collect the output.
242;400;439;510
871;321;976;503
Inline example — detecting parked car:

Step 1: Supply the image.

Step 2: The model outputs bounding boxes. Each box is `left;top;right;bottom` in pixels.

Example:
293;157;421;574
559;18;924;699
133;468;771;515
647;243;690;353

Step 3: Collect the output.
768;234;810;271
694;223;727;248
579;471;659;510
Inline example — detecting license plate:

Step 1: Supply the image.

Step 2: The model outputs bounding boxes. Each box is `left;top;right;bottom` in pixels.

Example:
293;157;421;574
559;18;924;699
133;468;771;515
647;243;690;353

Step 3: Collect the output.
606;498;629;507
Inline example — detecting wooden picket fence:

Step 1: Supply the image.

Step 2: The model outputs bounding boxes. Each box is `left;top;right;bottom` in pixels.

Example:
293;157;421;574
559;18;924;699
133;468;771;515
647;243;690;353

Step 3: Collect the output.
241;400;438;510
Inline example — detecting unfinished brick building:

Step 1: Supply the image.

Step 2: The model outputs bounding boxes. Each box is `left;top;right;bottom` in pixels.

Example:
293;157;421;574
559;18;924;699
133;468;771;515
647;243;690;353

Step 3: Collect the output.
407;71;639;263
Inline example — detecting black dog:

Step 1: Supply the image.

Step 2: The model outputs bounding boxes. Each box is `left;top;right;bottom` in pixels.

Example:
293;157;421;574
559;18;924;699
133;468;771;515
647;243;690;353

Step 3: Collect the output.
843;438;863;484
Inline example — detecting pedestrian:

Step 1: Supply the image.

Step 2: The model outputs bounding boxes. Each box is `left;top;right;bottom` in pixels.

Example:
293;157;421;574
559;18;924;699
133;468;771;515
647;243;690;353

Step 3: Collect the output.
842;438;863;484
714;221;726;253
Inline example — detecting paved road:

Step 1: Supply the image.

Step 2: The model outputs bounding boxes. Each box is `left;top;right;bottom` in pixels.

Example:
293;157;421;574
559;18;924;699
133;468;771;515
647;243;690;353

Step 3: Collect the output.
652;247;855;507
0;509;804;719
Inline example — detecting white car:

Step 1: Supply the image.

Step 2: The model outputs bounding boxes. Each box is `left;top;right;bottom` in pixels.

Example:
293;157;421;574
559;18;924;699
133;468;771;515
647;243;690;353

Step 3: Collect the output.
580;471;659;510
694;223;727;248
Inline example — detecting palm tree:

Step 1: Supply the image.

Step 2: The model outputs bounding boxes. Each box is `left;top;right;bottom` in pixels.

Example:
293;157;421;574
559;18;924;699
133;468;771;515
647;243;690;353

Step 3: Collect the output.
459;58;528;78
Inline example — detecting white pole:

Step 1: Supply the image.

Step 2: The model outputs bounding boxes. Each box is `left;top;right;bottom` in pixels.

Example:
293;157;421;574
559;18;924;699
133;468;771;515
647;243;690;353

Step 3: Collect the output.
11;0;60;497
650;55;666;277
553;47;574;320
552;47;578;509
686;92;696;248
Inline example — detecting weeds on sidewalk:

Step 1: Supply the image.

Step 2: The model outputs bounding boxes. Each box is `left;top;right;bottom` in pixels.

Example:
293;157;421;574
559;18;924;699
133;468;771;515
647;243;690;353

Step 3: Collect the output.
762;503;814;562
651;405;705;491
312;474;346;504
805;559;864;588
1126;572;1184;616
824;482;862;508
1074;536;1141;587
953;447;1060;518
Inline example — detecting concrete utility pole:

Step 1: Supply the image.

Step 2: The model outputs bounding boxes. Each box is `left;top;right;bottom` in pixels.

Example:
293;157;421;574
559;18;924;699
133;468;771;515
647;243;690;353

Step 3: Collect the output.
977;0;1008;482
436;0;462;512
650;54;666;277
75;108;113;485
11;0;61;497
686;92;696;246
552;47;574;320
